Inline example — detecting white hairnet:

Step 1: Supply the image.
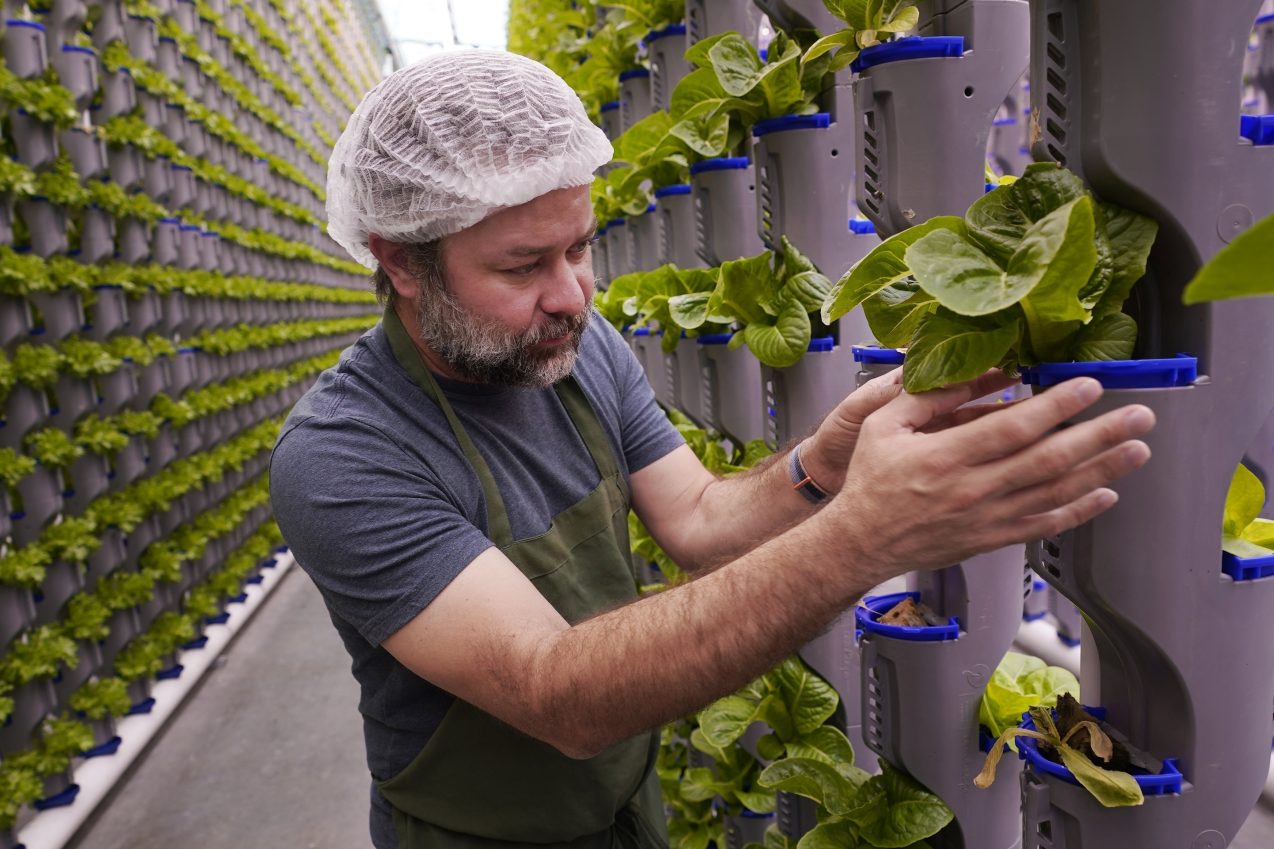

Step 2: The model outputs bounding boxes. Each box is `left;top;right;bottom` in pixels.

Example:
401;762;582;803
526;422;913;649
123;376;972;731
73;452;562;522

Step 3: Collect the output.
327;50;614;268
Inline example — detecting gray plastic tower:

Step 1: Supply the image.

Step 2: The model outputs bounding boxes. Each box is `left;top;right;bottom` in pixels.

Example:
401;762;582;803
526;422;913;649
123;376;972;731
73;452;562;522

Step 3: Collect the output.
648;24;693;112
628;206;661;272
852;0;1030;238
1018;2;1274;847
664;337;707;425
691;157;765;265
698;340;766;444
655;187;704;268
751;0;841;34
686;0;765;45
619;68;654;133
607;220;634;280
600;101;622;142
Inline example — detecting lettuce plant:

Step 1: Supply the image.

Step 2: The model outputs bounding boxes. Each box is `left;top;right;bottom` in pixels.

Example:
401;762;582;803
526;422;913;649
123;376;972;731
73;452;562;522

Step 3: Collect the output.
1222;464;1274;559
703;237;834;368
0;758;42;830
75;414;131;456
25;427;84;469
0;545;51;588
823;163;1159;391
13;343;64;390
979;651;1079;740
977;700;1142;808
70;676;131;720
0;447;36;489
804;1;921;71
1181;212;1274;304
622;264;729;351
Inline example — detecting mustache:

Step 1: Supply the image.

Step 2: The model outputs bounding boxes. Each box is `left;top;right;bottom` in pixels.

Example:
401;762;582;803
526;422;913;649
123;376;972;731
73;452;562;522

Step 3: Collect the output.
523;311;590;345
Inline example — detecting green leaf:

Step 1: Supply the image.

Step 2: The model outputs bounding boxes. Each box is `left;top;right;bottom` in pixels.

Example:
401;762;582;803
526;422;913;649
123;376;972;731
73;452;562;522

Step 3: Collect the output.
796;819;860;849
1223;464;1265;539
1071;312;1137;362
978;651;1080;739
784;725;856;767
906;228;1043;316
1241;518;1274;550
844;761;953;847
903;311;1020;393
963;162;1090;264
821;216;964;324
742;295;812;368
802;30;856;66
758;757;857;815
707;33;767;97
769;657;840;735
1091;203;1157;317
1057;743;1144;807
668;292;712;330
862;285;936;348
699;694;761;748
1181;212;1274;304
709;251;776;326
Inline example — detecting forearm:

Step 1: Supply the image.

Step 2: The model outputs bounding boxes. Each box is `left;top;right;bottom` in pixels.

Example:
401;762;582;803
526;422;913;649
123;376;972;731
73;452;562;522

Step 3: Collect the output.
518;500;875;758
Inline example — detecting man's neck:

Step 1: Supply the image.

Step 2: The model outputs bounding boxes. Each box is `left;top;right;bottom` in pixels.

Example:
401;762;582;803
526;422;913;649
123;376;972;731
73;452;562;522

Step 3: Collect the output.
390;298;472;383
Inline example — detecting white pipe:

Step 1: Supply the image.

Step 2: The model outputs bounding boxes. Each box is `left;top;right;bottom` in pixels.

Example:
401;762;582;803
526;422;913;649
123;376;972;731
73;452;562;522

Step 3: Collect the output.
17;551;297;849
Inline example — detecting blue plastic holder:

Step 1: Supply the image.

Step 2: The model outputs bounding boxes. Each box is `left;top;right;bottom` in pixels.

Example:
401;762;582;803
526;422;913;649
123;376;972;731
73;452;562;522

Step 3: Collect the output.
696;333;734;346
633;327;651;337
34;784;80;811
63;45;96;55
849;218;877;235
127;697;156;716
262;557;279;569
689;156;750;175
851;36;965;74
182;635;209;651
205;612;230;625
1020;355;1198;389
753;113;831;137
1258;12;1274;24
1240;114;1274;146
993;116;1018;126
1222;548;1274;581
607;217;626;228
1018;706;1184;795
244;574;264;585
643;23;687;43
1023;608;1047;622
655;184;692;198
1057;631;1081;648
6;19;46;30
619;68;650;82
600;101;620;113
156;664;183;681
807;336;835;353
855;591;961;642
84;735;123;758
852;345;905;365
640;203;656;214
227;592;248;604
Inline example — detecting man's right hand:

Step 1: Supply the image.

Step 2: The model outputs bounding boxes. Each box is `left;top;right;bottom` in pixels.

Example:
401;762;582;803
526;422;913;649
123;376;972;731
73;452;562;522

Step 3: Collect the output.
828;375;1155;586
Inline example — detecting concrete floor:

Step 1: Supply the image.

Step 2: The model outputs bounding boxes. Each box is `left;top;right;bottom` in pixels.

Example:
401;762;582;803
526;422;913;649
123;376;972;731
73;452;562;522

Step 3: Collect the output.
70;567;372;849
66;565;1274;849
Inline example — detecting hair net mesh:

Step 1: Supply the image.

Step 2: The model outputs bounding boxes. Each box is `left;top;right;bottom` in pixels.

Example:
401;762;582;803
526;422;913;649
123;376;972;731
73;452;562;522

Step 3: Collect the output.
327;50;614;268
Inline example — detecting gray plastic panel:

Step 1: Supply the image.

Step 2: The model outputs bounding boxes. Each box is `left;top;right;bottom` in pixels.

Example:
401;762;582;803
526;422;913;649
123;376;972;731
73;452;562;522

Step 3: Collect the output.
607;224;634;280
650;30;693;112
619;72;654;133
725;813;775;849
700;342;765;444
860;548;1026;849
760;345;856;450
686;0;765;44
666;337;706;424
692;160;764;265
799;611;871;768
854;0;1030;237
754;84;860;278
657;191;704;268
629;211;661;272
634;333;672;406
753;0;841;33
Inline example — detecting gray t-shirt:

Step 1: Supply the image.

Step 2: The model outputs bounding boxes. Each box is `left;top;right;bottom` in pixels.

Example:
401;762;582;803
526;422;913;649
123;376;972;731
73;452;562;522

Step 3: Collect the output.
268;313;682;848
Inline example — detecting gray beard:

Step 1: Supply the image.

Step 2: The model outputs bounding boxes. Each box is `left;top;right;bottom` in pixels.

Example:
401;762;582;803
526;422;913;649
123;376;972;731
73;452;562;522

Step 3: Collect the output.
413;284;591;388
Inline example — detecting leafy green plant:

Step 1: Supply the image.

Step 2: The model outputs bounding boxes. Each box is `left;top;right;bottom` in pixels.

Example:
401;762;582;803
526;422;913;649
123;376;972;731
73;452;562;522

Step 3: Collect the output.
1222;464;1274;558
0;66;79;127
977;699;1143;808
616;264;730;351
0;758;42;830
0;446;36;488
704;237;834;367
0;245;54;296
823;163;1160;391
804;1;921;71
0;626;78;694
63;591;113;642
70;676;131;719
25;427;84;469
42;516;99;564
75;414;131;456
1180;212;1274;304
13;343;65;389
979;651;1079;740
0;545;51;588
655;721;723;849
60;337;123;378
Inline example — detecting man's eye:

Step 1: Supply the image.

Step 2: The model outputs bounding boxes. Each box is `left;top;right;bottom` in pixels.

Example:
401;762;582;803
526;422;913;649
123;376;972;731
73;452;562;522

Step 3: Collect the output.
570;241;591;254
507;263;538;275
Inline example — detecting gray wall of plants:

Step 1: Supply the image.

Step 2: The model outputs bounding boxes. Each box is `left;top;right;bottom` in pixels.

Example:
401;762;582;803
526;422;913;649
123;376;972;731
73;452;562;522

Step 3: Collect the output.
0;0;384;840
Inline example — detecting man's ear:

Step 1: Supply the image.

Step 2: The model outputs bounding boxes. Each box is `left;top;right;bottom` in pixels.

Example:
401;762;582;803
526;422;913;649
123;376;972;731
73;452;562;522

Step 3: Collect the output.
367;234;421;300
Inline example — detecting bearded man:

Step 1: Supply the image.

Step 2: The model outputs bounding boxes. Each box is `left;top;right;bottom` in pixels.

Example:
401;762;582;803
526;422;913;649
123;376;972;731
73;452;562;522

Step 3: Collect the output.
269;50;1154;849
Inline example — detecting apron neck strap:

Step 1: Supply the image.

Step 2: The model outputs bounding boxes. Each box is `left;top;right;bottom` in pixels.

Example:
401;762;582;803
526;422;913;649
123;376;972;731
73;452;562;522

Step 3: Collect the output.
382;307;624;546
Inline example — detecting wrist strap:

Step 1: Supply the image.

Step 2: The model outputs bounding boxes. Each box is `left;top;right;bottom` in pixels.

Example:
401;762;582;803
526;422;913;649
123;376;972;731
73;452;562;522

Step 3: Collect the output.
789;438;831;504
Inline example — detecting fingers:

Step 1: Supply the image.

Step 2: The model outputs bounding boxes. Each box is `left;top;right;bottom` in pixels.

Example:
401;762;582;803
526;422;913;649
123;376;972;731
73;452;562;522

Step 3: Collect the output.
933;377;1107;465
874;369;1019;434
837;368;904;423
983;404;1156;491
993;441;1150;520
921;399;1025;433
1008;488;1120;546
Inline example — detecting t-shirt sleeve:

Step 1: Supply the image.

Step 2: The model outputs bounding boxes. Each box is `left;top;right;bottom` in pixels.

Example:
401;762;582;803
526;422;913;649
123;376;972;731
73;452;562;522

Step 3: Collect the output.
269;415;494;647
597;320;684;473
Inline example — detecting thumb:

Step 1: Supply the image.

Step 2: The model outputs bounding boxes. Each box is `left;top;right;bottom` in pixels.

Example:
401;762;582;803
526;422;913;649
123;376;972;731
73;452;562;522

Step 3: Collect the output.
832;368;904;426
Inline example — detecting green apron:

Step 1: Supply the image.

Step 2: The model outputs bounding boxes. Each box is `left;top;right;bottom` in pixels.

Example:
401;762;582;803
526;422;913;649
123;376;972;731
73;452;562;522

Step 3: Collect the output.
379;310;669;849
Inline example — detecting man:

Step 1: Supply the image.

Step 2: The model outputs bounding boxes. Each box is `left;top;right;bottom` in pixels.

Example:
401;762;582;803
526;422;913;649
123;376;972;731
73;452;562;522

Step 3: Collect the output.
269;50;1155;849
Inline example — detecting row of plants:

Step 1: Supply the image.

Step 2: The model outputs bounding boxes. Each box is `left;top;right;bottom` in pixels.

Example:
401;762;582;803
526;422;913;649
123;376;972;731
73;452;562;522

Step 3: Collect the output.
0;315;370;409
0;505;285;832
0;242;376;304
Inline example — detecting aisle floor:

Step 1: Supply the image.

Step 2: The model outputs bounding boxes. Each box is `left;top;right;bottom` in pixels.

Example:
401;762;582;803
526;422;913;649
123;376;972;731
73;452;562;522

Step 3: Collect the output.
68;564;1274;849
71;567;372;849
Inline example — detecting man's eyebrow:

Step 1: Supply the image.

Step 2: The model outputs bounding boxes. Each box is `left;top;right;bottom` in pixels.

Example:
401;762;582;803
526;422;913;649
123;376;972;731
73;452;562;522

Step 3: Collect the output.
506;220;600;256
